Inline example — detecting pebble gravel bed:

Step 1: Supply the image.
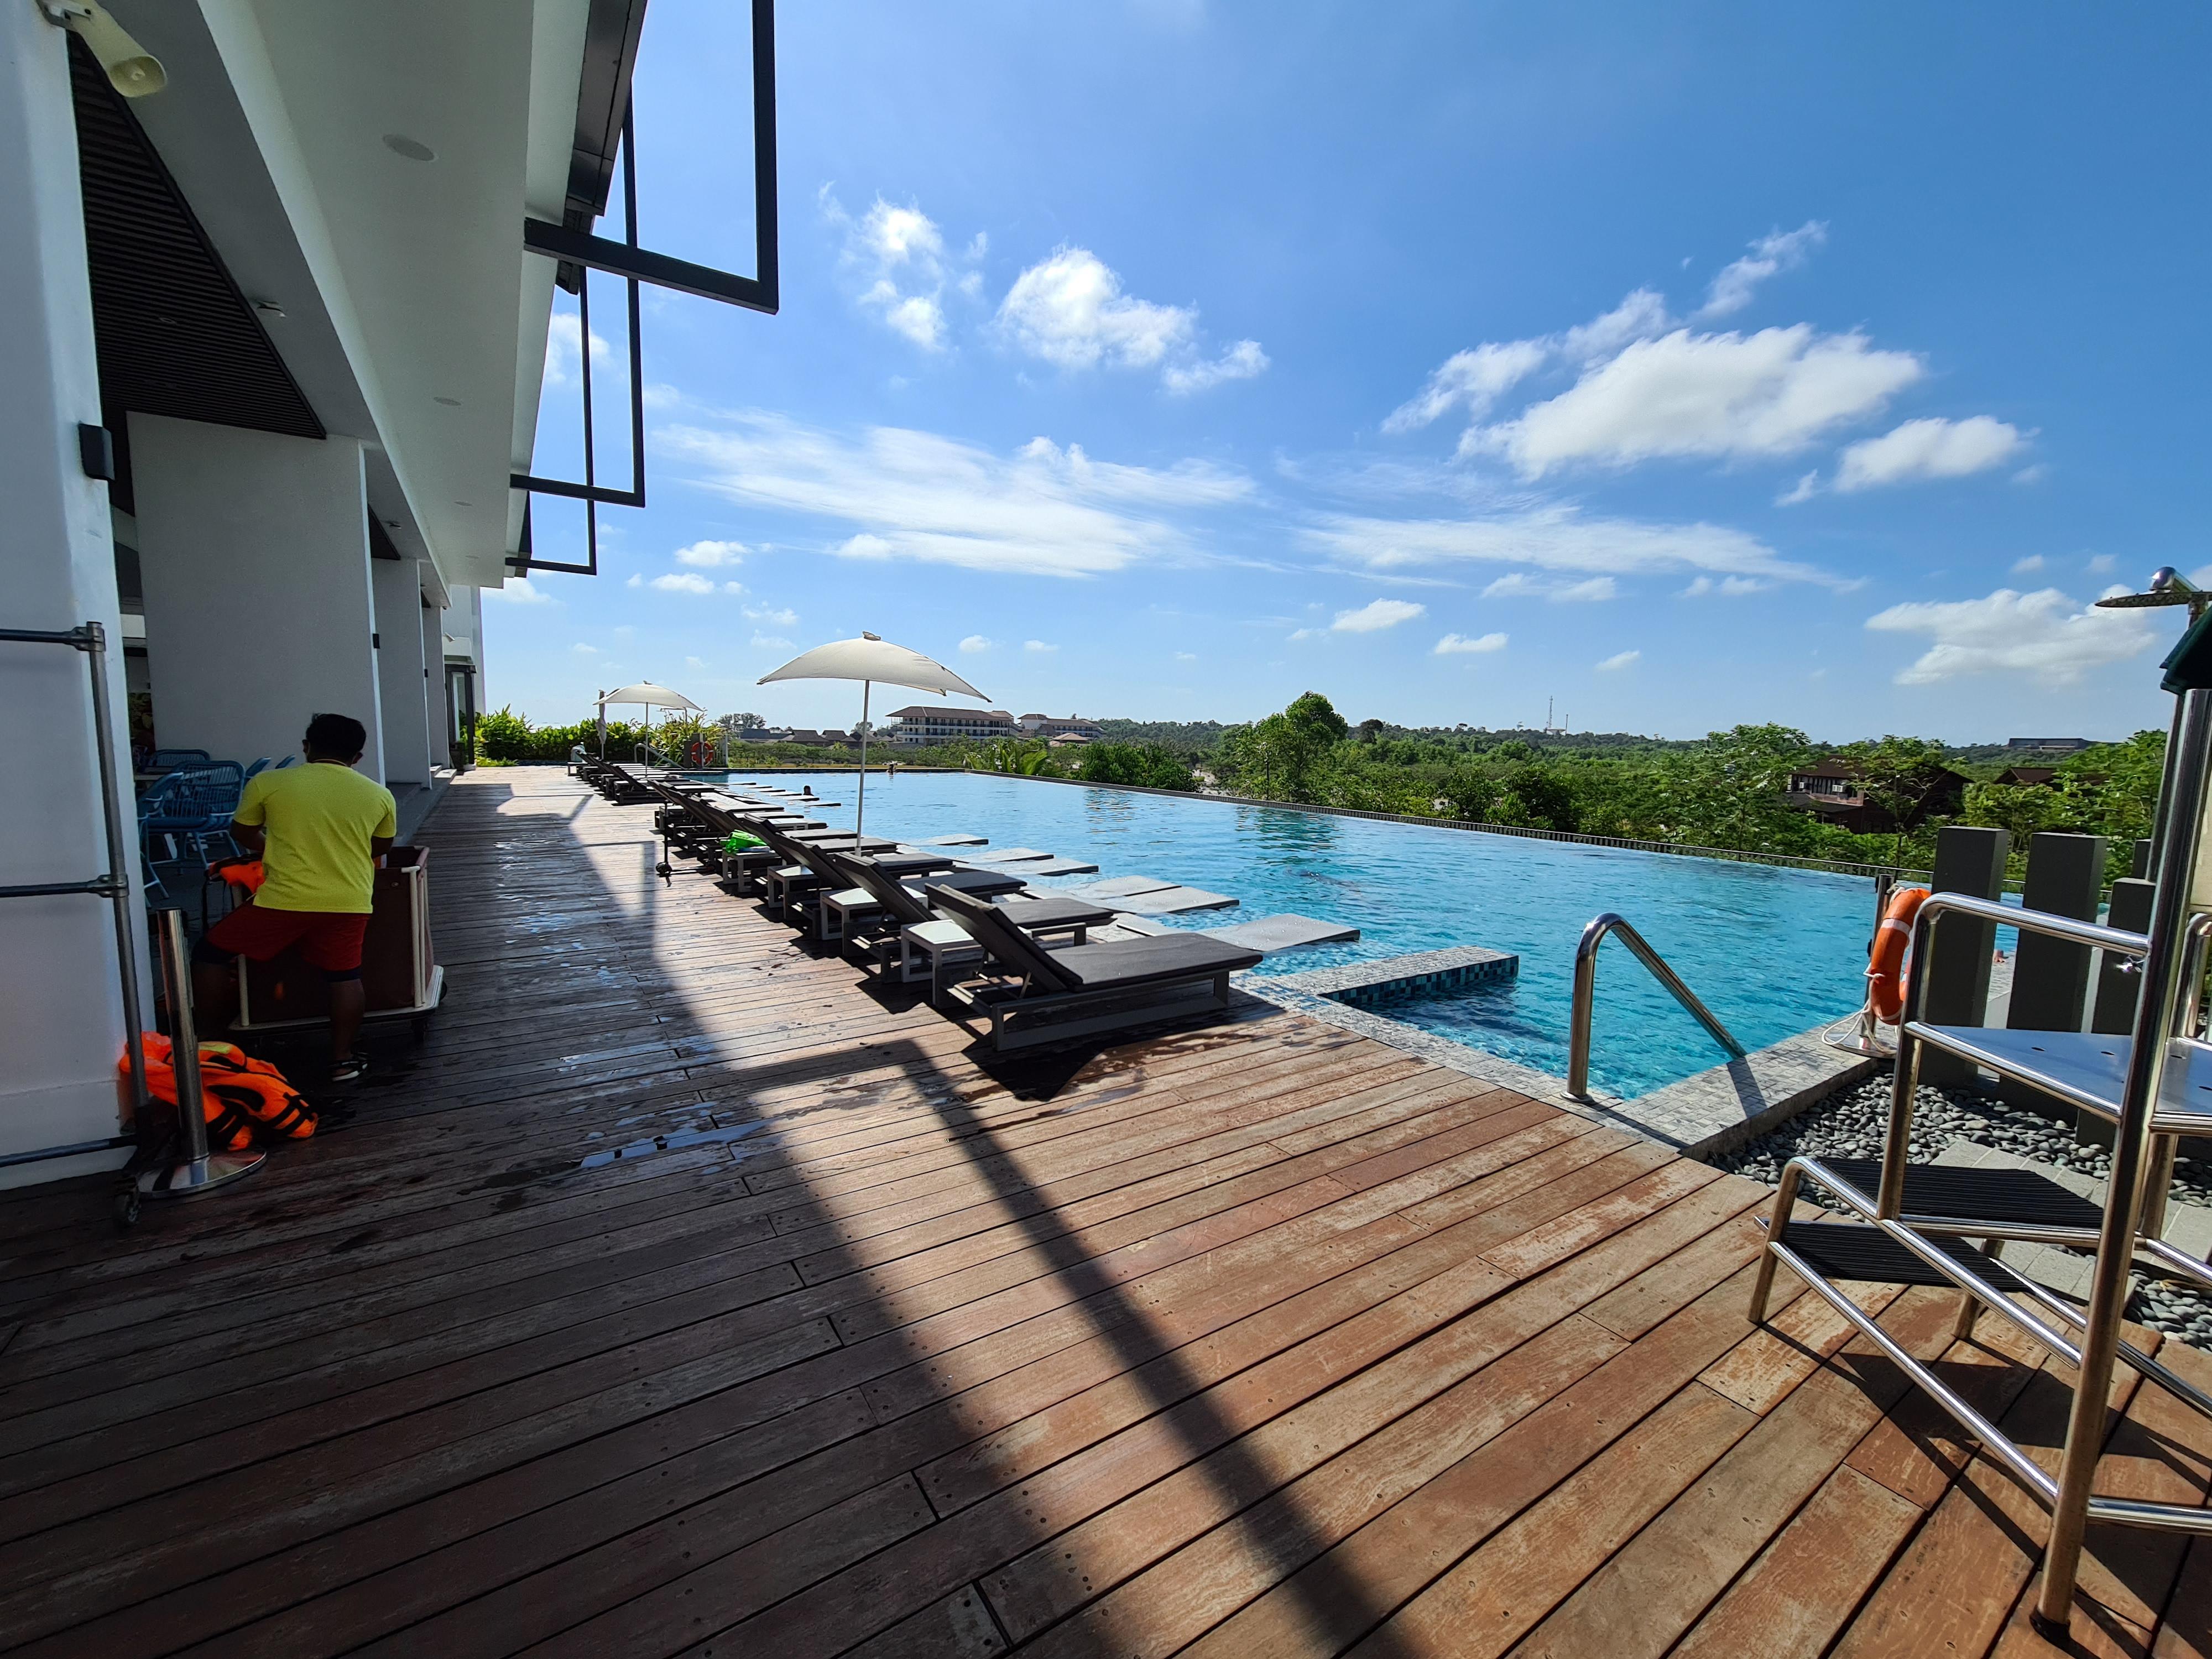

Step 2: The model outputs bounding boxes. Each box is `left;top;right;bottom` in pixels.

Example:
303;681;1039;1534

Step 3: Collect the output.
1710;1075;2212;1351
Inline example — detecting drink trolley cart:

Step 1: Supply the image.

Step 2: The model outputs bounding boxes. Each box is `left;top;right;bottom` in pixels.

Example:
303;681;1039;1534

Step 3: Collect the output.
233;844;445;1041
1749;602;2212;1640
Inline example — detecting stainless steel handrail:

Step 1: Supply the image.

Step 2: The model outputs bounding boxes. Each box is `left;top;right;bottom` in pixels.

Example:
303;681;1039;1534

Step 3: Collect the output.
1567;912;1745;1099
1913;890;2148;959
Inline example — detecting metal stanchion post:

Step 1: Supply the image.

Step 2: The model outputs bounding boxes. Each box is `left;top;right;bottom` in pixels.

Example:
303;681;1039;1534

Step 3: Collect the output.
144;907;264;1199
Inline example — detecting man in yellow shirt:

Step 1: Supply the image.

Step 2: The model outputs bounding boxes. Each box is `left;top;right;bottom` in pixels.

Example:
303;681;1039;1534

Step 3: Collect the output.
193;713;397;1082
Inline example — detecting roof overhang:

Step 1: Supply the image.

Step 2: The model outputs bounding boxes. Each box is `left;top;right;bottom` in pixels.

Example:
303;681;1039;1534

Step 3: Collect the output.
103;0;592;592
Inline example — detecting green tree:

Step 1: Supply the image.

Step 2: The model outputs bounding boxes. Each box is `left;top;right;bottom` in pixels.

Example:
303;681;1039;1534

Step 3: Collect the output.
1078;742;1195;790
1217;692;1349;802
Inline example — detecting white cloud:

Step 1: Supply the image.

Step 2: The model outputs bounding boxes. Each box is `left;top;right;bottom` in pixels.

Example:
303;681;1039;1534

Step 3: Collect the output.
662;413;1250;578
1384;341;1549;433
1332;598;1426;633
1173;650;1198;661
1865;586;2159;685
1681;574;1768;596
649;572;717;594
827;194;954;349
997;246;1265;393
686;656;706;669
486;578;556;604
1287;627;1321;642
744;604;797;626
2011;554;2047;575
724;581;745;594
998;246;1193;370
2086;554;2117;575
1471;326;1922;476
752;633;795;651
1434;631;1508;655
1024;639;1057;653
1163;339;1270;395
1559;290;1674;363
959;634;993;654
1554;577;1618;603
1777;471;1820;506
1834;416;2025;492
1697;221;1827;319
542;312;611;388
675;539;745;567
2012;464;2047;486
1595;649;1641;671
571;641;600;654
625;574;641;588
1308;502;1836;587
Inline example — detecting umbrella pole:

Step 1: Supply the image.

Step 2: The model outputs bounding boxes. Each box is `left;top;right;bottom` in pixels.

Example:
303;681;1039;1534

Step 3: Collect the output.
857;681;869;839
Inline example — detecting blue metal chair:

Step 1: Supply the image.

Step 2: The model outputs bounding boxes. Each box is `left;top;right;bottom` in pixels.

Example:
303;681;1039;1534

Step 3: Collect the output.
148;748;212;773
145;763;246;870
271;754;299;769
243;757;273;779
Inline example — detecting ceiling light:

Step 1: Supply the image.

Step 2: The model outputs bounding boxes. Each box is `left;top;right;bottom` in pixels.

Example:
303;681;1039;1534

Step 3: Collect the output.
382;134;435;162
252;299;285;317
39;2;165;97
434;397;461;407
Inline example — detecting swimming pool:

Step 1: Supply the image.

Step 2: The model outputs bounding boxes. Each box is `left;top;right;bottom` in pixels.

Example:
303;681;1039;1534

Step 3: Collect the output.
730;770;1877;1099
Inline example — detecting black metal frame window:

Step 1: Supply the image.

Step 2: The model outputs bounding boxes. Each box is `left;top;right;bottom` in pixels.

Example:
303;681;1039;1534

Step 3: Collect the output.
511;0;778;578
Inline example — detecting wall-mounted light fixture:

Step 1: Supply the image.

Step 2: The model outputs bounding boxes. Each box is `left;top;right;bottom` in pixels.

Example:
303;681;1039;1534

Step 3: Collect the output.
37;2;165;97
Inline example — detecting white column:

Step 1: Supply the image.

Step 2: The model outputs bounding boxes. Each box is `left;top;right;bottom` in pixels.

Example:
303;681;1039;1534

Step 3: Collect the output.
0;10;148;1179
372;557;432;786
419;583;443;771
132;414;387;782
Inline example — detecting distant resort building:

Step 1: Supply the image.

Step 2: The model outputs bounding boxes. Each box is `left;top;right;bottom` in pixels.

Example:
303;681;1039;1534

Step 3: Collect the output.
1015;713;1105;740
884;705;1019;745
1785;757;1969;834
2007;736;2095;753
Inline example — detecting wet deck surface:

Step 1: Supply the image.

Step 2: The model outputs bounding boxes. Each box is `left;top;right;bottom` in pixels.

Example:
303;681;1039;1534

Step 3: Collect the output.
1;768;2206;1657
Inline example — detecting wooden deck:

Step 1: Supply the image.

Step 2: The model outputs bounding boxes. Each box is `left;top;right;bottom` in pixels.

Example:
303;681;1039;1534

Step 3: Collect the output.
1;768;2206;1658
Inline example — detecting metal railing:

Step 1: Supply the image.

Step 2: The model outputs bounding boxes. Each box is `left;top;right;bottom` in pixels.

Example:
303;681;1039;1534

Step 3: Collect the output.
1566;912;1745;1099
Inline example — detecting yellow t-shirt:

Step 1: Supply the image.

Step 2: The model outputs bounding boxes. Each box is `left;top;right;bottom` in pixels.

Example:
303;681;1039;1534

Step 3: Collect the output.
233;763;397;914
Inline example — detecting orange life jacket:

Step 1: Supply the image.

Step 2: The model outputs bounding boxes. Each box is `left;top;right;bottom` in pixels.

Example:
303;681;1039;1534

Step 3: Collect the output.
121;1033;316;1145
208;858;266;893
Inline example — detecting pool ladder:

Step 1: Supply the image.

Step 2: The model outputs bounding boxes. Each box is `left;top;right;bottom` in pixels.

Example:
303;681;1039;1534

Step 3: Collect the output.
1566;912;1745;1100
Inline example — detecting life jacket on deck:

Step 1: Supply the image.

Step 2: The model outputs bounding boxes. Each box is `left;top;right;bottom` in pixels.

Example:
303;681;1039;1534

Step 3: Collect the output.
121;1033;317;1145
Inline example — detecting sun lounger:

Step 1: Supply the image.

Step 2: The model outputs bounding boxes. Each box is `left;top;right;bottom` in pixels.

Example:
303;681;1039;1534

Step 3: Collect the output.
925;886;1263;1052
829;854;1113;991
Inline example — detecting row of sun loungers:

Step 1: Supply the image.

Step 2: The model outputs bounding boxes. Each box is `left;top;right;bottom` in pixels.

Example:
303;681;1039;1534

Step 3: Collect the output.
646;779;1269;1052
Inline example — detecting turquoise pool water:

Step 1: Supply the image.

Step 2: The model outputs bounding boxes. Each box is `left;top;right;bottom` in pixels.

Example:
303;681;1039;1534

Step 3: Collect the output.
731;770;1877;1099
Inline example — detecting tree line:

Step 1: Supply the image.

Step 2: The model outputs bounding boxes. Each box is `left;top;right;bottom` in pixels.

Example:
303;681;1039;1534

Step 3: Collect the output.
478;693;2161;881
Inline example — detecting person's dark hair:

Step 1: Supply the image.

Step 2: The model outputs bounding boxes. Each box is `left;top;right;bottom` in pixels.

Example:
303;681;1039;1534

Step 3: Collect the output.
304;712;368;758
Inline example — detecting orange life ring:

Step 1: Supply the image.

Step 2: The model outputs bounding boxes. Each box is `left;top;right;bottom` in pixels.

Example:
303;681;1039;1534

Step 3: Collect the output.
1867;885;1929;1023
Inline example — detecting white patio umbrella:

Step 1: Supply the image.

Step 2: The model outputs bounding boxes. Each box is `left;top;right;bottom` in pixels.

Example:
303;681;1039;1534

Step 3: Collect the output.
597;681;705;774
758;634;988;836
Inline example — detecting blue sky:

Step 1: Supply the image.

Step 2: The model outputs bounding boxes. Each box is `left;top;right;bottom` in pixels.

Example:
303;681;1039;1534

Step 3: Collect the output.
485;2;2211;743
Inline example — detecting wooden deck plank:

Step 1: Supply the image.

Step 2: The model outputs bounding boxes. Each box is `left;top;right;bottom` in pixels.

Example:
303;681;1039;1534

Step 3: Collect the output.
1;769;2203;1659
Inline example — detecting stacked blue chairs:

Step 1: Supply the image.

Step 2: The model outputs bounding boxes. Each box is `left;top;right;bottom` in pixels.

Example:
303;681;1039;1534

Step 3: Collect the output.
243;757;273;779
140;763;246;905
147;748;211;773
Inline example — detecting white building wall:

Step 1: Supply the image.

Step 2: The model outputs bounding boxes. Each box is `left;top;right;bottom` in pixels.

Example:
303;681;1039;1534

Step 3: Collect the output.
132;414;387;782
372;557;432;786
0;12;149;1178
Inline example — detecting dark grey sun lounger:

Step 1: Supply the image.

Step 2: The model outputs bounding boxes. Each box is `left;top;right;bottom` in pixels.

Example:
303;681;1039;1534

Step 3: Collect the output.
926;886;1263;1052
831;853;1112;981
